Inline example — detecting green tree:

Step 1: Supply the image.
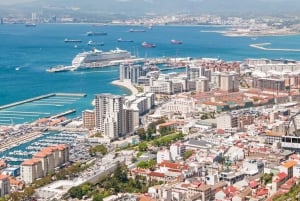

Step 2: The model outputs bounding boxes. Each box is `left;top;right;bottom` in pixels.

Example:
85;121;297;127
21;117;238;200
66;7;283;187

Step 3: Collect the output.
138;142;148;152
93;194;104;201
89;144;108;156
114;163;128;183
69;186;84;199
184;150;193;160
137;128;146;140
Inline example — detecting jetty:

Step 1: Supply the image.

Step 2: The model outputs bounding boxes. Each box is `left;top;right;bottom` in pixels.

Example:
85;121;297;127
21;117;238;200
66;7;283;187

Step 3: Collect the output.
49;109;76;119
0;93;87;110
0;93;56;110
55;93;87;97
250;43;300;52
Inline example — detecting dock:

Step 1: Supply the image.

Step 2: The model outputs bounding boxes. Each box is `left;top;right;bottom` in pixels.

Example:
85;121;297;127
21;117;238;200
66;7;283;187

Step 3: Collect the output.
0;93;56;110
0;93;87;111
55;93;87;97
49;109;76;119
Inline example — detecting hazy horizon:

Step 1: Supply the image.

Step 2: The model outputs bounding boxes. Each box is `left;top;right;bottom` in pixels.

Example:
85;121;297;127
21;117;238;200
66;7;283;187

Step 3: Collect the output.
1;0;300;17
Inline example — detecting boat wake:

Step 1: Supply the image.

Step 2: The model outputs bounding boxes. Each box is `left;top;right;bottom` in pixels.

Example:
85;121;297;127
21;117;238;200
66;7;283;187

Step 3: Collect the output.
250;43;300;52
73;69;118;75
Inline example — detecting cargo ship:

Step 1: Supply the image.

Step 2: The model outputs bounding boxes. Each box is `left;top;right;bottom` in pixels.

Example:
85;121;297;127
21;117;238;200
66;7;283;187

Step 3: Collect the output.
86;31;107;36
141;42;156;48
170;39;183;45
64;38;82;43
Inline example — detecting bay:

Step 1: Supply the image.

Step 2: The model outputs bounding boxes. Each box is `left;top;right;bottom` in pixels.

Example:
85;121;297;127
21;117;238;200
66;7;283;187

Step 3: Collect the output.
1;23;300;108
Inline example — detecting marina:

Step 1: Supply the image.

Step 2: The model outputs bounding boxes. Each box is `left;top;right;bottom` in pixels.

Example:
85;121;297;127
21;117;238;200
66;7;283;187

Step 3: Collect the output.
0;131;87;166
0;93;87;125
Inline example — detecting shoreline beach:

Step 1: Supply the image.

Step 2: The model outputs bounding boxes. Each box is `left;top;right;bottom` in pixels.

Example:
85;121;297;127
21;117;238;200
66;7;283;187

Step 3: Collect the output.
111;80;139;96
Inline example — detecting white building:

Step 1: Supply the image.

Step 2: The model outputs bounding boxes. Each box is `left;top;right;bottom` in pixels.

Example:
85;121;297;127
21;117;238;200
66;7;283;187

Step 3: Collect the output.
170;142;186;161
157;149;171;164
95;94;125;139
0;175;10;197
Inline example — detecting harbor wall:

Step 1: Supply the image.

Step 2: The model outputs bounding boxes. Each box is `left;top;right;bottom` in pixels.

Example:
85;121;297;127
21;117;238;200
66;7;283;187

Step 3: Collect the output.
0;93;86;110
0;93;56;110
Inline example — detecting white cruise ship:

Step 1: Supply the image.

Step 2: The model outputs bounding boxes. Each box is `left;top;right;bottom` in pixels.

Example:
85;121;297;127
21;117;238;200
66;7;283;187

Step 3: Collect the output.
72;48;132;68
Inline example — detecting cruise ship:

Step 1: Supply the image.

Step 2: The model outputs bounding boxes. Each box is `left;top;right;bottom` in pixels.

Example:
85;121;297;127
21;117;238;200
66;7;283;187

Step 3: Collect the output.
46;48;134;72
72;48;133;69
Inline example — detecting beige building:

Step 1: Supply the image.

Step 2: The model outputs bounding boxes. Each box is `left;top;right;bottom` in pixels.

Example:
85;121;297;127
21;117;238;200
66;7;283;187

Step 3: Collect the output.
82;109;95;130
21;158;43;184
220;71;239;92
21;144;69;184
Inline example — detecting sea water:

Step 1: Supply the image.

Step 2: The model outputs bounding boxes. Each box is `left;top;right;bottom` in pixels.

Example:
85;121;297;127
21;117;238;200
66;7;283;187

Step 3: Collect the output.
1;24;300;110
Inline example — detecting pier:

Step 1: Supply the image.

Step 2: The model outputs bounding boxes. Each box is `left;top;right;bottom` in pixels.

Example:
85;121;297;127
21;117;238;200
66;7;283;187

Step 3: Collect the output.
0;93;56;110
55;93;87;97
0;93;87;111
0;93;87;125
49;109;76;119
160;66;186;71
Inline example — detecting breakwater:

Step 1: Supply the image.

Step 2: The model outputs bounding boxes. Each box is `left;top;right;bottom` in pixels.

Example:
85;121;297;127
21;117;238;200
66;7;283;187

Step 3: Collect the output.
250;43;300;52
0;93;87;110
0;94;56;110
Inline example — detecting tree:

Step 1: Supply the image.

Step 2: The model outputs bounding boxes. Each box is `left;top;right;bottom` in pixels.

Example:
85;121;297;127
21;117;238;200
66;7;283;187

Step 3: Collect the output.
89;144;108;156
184;150;193;160
69;186;84;199
114;163;128;183
137;128;146;140
93;194;104;201
138;142;148;152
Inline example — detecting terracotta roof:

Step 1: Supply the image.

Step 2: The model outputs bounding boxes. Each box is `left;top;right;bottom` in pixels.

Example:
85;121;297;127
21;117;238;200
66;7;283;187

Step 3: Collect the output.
256;188;268;196
249;180;259;188
21;158;41;166
148;171;165;177
274;172;287;182
0;174;8;180
282;160;297;169
159;161;188;170
139;195;156;201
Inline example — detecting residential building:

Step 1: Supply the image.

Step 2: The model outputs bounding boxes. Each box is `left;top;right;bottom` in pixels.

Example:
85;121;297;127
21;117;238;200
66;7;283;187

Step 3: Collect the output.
95;94;125;139
82;109;95;130
170;142;186;161
0;175;10;197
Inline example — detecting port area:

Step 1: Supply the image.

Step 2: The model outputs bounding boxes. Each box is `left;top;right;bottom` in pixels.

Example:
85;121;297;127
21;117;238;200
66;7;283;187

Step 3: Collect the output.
0;93;87;125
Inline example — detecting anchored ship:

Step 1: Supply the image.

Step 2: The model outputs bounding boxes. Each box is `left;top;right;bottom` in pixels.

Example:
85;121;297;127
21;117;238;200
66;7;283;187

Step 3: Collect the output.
46;48;134;72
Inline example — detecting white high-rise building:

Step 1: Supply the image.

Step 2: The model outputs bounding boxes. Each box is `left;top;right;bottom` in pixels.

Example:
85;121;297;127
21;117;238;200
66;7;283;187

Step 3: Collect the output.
95;94;125;139
170;142;186;161
0;175;10;197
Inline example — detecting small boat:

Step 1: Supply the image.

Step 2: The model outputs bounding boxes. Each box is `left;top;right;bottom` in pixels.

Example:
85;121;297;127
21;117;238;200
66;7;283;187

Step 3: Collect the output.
46;65;76;73
86;31;107;36
142;41;156;48
87;40;104;46
170;39;183;45
129;29;145;32
117;38;134;42
25;23;36;27
64;38;82;43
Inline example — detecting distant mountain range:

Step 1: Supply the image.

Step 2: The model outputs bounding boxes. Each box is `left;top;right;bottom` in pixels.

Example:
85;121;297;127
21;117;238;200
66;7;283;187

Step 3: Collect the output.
1;0;300;18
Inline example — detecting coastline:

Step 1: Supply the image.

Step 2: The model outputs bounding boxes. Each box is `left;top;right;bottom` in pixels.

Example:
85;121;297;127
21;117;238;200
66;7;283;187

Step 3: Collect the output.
111;80;139;96
250;43;300;52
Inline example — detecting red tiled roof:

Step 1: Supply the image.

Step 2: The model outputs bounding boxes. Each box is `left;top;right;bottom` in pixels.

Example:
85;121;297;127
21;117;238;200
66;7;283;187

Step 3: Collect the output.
159;161;188;170
249;180;259;188
274;172;287;182
148;171;165;177
0;174;8;180
256;188;268;196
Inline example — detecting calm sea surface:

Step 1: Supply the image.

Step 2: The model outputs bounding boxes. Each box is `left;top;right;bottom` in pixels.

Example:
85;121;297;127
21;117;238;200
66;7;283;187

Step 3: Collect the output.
1;24;300;112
